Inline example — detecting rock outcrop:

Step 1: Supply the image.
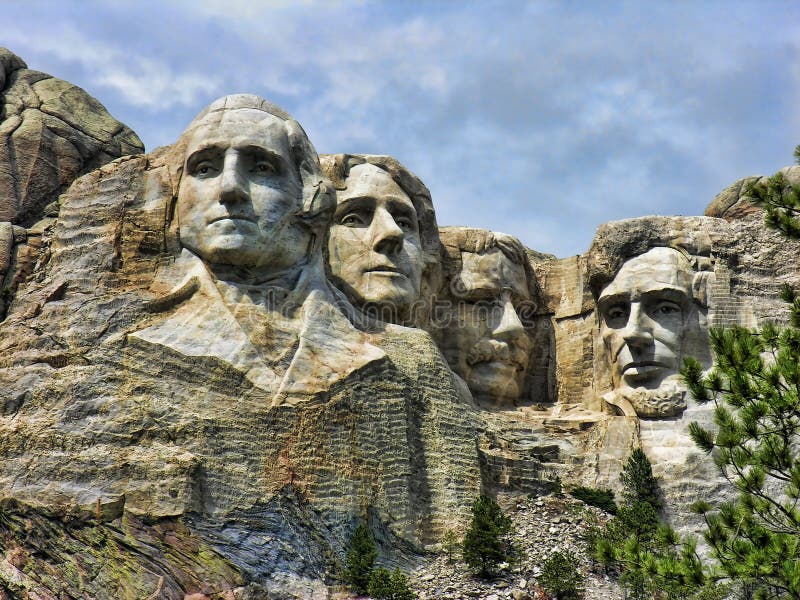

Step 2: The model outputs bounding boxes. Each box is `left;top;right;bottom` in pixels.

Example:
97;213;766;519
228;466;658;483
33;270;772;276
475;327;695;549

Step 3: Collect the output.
1;50;799;598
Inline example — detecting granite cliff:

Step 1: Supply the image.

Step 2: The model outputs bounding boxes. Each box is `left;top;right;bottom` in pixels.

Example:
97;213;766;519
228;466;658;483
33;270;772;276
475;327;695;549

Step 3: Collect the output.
0;49;798;598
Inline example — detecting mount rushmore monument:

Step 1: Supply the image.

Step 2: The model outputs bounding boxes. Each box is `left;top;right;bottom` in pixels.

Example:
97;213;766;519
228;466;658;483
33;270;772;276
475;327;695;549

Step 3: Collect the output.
0;48;799;598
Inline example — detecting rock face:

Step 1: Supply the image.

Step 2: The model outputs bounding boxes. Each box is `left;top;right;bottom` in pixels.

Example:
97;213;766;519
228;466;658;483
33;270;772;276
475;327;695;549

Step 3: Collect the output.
1;52;800;598
0;47;143;318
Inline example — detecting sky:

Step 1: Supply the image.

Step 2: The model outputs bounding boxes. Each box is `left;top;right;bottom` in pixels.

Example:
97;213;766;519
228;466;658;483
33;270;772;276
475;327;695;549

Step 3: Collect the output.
4;0;799;258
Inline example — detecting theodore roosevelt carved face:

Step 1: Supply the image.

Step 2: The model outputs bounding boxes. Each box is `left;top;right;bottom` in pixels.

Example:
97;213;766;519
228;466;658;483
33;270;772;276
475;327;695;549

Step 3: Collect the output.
439;229;535;407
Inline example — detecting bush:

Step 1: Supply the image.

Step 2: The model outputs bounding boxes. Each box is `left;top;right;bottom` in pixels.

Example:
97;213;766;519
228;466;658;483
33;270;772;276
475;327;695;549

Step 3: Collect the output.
569;486;617;515
344;522;377;594
539;550;584;599
441;529;461;563
620;448;661;510
368;567;415;600
462;495;513;578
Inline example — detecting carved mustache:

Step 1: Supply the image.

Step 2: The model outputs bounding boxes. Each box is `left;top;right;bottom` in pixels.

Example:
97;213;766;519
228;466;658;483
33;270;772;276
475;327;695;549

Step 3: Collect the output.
466;338;528;370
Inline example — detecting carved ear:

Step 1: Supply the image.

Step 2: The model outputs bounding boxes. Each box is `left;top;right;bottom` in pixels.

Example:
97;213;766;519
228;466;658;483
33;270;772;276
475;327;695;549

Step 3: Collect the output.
691;270;715;308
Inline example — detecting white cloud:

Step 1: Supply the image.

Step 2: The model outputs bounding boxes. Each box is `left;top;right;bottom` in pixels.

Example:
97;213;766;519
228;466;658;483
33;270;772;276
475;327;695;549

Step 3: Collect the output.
4;26;221;110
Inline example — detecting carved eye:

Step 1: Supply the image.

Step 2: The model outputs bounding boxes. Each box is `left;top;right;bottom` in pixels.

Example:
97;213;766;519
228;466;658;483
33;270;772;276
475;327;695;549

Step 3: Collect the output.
652;301;681;316
605;305;628;322
195;161;217;177
395;216;415;231
340;212;367;227
253;161;276;175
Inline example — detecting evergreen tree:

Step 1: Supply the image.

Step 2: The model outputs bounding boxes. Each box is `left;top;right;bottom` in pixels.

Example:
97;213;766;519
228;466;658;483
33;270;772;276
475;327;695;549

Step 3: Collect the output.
344;522;378;595
368;567;415;600
462;495;513;578
744;144;800;239
620;448;662;510
538;550;584;599
677;148;800;598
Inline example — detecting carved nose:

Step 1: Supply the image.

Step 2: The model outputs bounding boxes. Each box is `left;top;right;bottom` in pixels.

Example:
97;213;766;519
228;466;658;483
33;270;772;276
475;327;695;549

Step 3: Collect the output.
219;155;249;205
372;207;404;254
622;303;653;347
493;295;525;340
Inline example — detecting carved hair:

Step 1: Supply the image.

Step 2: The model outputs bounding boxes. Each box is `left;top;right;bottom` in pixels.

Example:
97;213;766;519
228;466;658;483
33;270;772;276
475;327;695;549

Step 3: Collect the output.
438;226;539;304
165;94;335;253
591;244;714;308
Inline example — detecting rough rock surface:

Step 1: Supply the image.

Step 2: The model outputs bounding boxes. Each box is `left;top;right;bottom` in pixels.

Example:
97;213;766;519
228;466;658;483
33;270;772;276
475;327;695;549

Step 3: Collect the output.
408;495;622;600
0;47;143;226
2;50;800;599
0;47;143;318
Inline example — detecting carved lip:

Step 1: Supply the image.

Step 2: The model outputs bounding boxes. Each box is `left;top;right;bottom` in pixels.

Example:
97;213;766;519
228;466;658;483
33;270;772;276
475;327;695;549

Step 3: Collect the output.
621;360;666;372
208;214;256;224
365;265;403;275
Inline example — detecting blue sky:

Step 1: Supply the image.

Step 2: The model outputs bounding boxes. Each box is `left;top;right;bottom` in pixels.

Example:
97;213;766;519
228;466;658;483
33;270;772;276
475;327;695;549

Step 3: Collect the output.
4;0;799;257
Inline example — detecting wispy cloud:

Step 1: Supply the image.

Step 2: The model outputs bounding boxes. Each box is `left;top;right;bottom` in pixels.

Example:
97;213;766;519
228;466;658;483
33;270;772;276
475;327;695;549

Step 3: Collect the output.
4;1;799;256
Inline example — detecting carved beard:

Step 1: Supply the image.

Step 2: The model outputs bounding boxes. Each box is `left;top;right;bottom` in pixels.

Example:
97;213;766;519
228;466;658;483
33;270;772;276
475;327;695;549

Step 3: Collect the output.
604;376;687;418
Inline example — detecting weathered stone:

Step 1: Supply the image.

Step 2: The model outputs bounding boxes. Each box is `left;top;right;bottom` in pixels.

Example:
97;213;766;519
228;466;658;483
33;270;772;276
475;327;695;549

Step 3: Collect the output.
0;48;143;227
0;94;482;597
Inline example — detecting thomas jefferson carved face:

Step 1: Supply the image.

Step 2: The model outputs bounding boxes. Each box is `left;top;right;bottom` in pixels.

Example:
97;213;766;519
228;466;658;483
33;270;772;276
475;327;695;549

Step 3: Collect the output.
327;163;423;312
445;246;533;406
598;247;695;392
177;107;308;276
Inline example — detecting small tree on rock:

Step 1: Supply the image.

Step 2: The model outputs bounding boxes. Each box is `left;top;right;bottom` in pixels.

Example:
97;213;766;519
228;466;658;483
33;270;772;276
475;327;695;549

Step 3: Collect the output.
462;495;513;578
620;448;662;510
368;567;415;600
539;550;584;599
344;522;377;595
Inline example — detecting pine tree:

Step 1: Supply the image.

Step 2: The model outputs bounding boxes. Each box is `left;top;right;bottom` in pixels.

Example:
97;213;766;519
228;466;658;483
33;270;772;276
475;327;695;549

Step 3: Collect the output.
344;522;378;594
368;567;415;600
677;148;800;597
744;144;800;240
620;448;662;510
462;495;513;578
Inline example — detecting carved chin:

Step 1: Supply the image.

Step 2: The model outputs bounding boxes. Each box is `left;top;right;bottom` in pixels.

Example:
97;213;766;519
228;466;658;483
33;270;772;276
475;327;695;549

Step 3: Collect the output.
467;363;523;405
355;276;416;307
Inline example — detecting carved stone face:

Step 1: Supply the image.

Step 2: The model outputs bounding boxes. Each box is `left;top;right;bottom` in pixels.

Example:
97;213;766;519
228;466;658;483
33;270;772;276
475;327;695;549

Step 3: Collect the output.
327;163;423;311
446;248;533;406
598;247;694;392
177;108;306;275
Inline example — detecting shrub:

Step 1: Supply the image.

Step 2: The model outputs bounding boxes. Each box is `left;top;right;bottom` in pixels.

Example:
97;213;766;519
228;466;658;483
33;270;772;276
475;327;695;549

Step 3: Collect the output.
569;486;617;515
620;448;661;510
538;550;584;599
367;567;415;600
462;495;513;578
344;522;377;594
441;529;461;563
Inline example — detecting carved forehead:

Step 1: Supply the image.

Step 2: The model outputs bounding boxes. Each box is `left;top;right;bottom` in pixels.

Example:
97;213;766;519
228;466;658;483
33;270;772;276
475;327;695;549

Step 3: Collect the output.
457;248;529;298
339;163;414;205
184;108;291;158
600;247;693;300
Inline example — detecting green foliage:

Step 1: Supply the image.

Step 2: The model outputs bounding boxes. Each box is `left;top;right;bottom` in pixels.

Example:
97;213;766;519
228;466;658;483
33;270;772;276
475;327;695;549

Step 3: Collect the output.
679;319;800;597
344;522;378;594
538;550;584;599
462;495;514;578
549;473;564;496
620;448;662;510
744;156;800;239
367;567;415;600
675;148;800;596
569;486;617;515
441;529;461;563
590;448;717;599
